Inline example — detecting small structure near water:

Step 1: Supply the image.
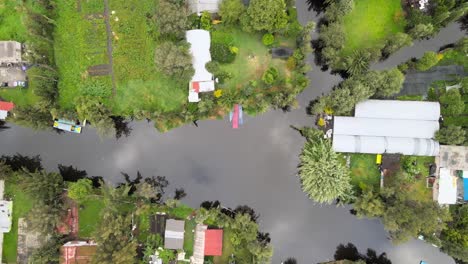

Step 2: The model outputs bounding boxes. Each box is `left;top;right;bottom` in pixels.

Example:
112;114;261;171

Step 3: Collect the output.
53;119;83;134
186;30;215;103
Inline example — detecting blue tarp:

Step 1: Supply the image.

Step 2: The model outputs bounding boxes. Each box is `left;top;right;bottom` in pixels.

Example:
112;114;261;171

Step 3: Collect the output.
464;178;468;201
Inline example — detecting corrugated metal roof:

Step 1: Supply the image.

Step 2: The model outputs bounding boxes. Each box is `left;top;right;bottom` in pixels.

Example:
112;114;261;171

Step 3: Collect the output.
204;229;223;256
355;100;440;121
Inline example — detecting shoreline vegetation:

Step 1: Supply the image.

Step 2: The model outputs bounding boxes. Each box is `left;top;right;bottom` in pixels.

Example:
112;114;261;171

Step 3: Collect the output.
0;0;314;135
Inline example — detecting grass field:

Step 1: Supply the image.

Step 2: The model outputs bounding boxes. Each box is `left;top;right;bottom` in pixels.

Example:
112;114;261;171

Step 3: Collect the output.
341;0;405;55
183;219;196;257
0;0;27;42
218;28;289;91
78;198;104;238
3;179;33;263
349;154;381;191
0;87;40;108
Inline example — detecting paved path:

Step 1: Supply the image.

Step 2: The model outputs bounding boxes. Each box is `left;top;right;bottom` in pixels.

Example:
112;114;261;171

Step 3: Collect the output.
103;0;117;96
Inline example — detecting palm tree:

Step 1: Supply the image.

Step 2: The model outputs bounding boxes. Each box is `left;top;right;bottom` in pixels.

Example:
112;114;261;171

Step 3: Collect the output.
345;50;371;76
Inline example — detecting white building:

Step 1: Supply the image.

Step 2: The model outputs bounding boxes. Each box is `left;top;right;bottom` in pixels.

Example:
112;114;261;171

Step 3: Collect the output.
332;100;441;156
188;0;221;14
186;30;215;102
0;201;12;233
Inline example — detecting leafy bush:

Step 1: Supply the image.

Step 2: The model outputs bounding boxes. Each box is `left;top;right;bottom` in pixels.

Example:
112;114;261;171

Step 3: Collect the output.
439;89;465;116
205;61;220;74
200;11;212;30
262;33;275;46
416;51;439;71
286;57;296;70
262;67;279;85
210;42;236;63
401;156;420;175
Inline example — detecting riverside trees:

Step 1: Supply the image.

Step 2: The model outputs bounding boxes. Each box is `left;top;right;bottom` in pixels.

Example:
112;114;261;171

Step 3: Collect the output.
297;127;353;204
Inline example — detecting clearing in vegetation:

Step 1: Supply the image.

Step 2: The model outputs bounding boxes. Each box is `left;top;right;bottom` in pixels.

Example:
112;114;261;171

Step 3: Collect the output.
349;154;381;192
341;0;405;55
78;198;104;238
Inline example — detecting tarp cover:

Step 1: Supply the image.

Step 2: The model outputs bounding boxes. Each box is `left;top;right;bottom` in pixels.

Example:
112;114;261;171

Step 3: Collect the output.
355;100;440;121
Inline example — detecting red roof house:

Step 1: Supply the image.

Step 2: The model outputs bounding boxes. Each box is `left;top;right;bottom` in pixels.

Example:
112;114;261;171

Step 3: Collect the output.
204;229;223;256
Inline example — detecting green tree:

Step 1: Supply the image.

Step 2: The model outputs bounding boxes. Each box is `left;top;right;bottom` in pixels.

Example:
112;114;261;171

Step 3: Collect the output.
29;235;64;264
26;202;63;236
10;105;52;130
241;0;288;32
381;190;451;243
439;89;465;116
219;0;245;25
409;23;434;39
416;51;439;71
93;210;137;263
156;0;189;38
249;240;273;263
401;156;420;175
134;182;159;200
262;67;279;85
200;11;212;30
75;96;115;137
373;68;405;97
262;33;275;46
353;189;385;218
68;179;93;203
229;214;258;249
440;204;468;262
24;170;64;204
382;33;413;57
27;66;58;106
435;125;466;145
298;128;353;204
154;41;194;80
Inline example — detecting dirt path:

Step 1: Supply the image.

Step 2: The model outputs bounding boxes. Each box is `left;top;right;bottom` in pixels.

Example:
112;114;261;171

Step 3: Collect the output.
103;0;117;96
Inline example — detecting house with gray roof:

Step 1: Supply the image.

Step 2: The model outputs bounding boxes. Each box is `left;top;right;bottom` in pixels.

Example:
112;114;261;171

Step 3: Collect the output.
0;41;26;88
164;219;185;249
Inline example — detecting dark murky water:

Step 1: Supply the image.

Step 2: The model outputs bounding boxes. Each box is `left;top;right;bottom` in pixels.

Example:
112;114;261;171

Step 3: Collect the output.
0;3;465;263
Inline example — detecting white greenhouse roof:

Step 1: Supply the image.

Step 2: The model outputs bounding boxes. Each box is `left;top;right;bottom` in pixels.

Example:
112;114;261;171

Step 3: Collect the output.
333;117;439;139
188;0;221;14
332;135;439;156
355;100;440;121
438;168;457;204
186;30;213;83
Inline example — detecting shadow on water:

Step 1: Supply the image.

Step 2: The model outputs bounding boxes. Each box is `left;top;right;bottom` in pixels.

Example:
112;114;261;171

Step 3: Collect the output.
305;0;329;13
0;120;9;131
58;164;88;182
0;153;43;172
334;242;392;264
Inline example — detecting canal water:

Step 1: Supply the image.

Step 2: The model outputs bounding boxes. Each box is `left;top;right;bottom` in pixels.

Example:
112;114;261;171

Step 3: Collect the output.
0;3;466;263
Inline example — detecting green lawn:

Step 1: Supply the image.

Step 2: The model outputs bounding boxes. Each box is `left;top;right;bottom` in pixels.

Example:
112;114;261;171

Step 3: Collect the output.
183;219;196;258
341;0;405;55
349;154;381;192
54;0;110;109
0;87;40;108
213;228;251;264
78;198;105;238
0;0;27;42
3;179;33;263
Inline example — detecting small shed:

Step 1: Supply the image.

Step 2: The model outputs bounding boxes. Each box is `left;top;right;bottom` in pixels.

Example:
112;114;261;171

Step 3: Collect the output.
204;229;223;256
164;219;185;250
61;241;97;264
0;101;14;120
188;0;221;14
0;41;22;64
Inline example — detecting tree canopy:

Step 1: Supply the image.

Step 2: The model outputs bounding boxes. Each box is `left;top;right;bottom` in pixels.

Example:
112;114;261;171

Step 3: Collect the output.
298;127;353;204
154;41;194;81
241;0;288;32
219;0;245;25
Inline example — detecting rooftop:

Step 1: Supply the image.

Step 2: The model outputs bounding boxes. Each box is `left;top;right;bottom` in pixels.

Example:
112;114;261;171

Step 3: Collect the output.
0;41;22;63
438;145;468;171
204;229;223;256
60;241;97;264
164;219;185;249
